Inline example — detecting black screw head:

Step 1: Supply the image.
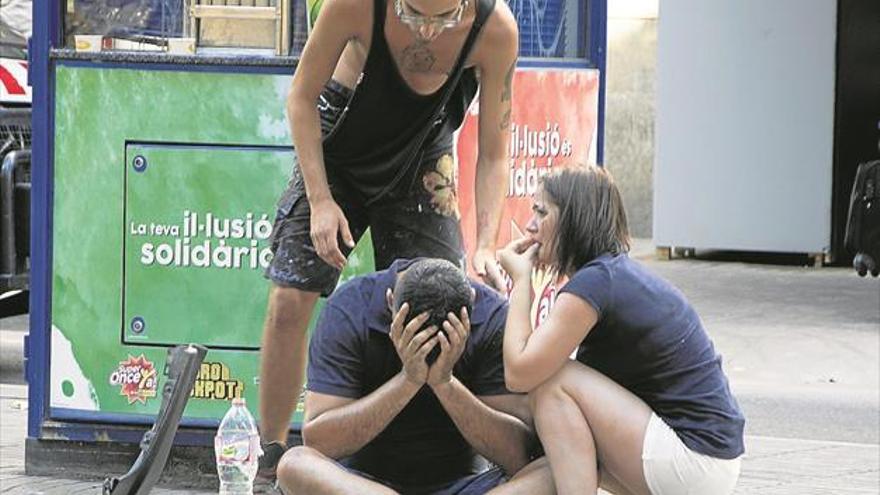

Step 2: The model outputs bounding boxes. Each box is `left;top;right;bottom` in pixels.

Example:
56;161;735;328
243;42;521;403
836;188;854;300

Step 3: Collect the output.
132;155;148;172
131;316;146;334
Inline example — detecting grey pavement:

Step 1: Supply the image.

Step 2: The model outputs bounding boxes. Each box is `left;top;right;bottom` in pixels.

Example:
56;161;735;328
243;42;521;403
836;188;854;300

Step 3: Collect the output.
1;239;878;494
1;384;878;494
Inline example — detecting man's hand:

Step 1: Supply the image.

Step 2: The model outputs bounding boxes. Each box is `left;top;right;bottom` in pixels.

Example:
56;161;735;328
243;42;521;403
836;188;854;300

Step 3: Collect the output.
427;307;470;387
497;237;538;284
309;197;356;270
473;248;506;292
389;303;439;386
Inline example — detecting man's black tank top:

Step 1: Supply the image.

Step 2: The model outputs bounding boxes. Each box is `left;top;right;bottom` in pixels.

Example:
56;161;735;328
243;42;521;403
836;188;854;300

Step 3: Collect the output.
322;0;495;200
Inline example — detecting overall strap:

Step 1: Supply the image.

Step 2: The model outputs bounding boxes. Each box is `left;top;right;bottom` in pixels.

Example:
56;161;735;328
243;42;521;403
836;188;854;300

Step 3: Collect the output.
373;0;387;43
472;0;497;41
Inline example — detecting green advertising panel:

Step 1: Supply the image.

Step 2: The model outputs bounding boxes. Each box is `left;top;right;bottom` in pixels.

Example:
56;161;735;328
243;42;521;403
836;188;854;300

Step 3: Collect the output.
123;144;289;348
51;66;374;422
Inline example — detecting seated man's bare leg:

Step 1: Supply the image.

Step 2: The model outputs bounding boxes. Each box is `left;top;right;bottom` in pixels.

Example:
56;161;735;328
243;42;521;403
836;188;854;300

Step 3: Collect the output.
259;286;322;444
277;446;397;495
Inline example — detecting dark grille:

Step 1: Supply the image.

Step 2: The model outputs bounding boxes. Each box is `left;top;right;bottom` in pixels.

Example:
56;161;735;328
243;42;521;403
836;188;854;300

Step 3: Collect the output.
0;123;31;156
0;109;31;157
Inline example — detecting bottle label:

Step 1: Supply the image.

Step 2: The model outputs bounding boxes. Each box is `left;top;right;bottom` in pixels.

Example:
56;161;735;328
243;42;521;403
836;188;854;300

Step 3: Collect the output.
215;434;260;464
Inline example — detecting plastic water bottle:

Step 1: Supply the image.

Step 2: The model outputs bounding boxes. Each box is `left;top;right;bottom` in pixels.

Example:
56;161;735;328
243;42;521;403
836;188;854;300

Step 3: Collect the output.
215;398;262;494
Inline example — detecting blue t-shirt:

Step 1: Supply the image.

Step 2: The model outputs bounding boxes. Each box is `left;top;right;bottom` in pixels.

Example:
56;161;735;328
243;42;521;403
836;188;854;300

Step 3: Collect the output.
560;254;745;459
306;259;510;486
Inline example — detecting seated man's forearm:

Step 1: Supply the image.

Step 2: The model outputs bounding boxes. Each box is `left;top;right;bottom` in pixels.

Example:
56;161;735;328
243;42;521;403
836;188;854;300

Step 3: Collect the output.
432;379;532;475
303;373;421;458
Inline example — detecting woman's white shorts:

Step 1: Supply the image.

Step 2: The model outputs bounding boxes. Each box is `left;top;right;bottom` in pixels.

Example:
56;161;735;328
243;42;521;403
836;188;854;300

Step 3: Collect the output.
641;412;742;495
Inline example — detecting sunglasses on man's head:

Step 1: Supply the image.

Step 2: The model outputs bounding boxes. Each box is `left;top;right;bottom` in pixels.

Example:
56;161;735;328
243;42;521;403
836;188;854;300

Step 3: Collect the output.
395;0;469;29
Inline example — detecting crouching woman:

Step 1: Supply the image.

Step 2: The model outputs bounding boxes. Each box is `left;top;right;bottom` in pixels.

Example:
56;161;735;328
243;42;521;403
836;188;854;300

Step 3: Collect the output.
495;166;745;495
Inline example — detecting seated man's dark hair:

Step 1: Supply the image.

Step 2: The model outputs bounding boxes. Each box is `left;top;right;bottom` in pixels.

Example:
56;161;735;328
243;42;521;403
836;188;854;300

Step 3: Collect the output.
392;259;473;362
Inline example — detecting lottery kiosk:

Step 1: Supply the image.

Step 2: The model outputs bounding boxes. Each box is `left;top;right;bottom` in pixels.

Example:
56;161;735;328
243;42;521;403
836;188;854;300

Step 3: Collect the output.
26;0;607;482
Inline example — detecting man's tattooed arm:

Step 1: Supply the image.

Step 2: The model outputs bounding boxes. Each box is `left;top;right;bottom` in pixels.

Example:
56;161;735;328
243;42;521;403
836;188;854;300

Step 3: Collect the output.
501;60;514;101
499;61;515;130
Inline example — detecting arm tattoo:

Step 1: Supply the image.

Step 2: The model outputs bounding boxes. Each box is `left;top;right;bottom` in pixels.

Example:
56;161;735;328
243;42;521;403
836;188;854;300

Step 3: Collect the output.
500;108;511;131
478;211;490;232
501;61;515;102
499;61;515;130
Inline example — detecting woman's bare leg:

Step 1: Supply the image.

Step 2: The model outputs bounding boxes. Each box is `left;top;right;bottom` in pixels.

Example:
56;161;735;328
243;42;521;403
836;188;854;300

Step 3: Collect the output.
486;457;556;495
530;361;654;495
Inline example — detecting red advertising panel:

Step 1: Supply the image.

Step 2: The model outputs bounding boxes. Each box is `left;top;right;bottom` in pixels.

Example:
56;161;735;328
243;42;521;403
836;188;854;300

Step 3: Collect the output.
456;69;600;325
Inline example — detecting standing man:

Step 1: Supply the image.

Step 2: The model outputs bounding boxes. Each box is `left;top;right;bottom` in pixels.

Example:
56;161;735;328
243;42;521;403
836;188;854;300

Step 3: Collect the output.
258;0;519;477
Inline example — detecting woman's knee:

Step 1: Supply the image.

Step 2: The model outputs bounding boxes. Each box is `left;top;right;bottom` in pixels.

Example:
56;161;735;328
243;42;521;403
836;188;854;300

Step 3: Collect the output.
529;362;600;413
530;362;576;411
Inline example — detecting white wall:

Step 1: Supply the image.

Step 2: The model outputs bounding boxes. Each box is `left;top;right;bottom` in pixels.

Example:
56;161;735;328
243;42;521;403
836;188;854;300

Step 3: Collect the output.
608;0;658;19
653;0;837;253
605;0;658;237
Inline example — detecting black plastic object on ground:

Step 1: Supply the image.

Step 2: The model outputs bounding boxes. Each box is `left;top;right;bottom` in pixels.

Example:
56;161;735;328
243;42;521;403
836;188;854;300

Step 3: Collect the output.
0;107;32;294
845;160;880;277
103;344;208;495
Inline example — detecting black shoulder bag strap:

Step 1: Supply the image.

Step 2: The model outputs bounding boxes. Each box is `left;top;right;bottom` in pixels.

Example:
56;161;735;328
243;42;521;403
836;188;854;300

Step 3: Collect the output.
366;0;497;205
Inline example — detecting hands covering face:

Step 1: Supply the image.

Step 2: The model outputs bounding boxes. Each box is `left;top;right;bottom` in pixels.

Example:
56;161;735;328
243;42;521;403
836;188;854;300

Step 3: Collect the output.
426;307;469;386
388;291;470;388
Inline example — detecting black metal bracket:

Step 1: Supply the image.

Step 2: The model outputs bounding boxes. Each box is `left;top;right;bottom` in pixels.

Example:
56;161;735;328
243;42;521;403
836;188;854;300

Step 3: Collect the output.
1;148;30;291
103;344;208;495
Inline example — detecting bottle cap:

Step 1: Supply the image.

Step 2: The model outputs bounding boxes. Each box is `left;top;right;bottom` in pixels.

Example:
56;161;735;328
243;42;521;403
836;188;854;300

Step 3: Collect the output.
232;397;246;406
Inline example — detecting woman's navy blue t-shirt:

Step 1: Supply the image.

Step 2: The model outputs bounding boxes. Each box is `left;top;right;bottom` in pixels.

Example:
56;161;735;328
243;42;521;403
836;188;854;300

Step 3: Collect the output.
560;253;745;459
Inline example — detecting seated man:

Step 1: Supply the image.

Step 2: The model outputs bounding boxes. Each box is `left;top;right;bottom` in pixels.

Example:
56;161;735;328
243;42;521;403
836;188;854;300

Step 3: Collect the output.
277;258;533;494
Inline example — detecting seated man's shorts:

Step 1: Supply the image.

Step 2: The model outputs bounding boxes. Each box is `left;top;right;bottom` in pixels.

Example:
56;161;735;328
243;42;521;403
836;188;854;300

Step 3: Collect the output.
346;465;508;495
265;149;466;296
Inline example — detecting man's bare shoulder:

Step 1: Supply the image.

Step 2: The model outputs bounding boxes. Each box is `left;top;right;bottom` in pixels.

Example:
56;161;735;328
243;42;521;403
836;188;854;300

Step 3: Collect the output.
470;0;517;68
480;0;519;48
